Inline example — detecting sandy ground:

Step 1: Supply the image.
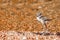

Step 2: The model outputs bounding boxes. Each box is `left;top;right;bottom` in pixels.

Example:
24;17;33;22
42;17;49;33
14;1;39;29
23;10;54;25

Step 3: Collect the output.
0;0;60;32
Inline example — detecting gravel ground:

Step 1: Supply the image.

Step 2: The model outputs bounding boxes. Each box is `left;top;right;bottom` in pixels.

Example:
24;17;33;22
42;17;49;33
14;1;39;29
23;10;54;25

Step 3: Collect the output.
0;31;60;40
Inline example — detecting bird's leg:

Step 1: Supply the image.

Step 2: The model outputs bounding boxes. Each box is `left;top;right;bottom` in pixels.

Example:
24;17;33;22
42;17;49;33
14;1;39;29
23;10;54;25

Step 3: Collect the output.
42;22;49;33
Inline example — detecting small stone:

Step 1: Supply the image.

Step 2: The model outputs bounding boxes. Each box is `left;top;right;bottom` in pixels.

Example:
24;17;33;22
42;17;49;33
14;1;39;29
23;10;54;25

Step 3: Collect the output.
45;0;52;2
56;32;60;36
44;33;51;36
33;32;43;35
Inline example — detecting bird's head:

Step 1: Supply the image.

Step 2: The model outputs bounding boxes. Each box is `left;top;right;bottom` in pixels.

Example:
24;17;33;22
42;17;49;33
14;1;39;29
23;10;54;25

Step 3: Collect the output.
36;12;42;17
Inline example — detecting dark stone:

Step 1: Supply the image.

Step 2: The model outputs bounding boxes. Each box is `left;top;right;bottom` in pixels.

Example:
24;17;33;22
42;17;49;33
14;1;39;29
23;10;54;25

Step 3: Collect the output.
33;32;43;35
48;0;52;1
45;0;52;2
36;9;39;11
44;33;51;36
33;32;55;36
56;32;60;36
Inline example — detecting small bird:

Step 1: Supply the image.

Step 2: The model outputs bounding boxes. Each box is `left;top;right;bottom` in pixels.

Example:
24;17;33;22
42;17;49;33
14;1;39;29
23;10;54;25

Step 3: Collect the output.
36;12;52;34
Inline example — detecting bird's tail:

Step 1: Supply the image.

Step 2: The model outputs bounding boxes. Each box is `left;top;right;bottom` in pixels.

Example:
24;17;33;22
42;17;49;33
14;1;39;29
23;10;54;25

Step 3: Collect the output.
45;19;53;21
45;17;56;21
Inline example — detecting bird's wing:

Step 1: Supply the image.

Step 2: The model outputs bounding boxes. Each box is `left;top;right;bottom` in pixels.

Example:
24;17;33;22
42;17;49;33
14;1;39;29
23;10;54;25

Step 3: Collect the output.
42;17;52;21
45;18;52;21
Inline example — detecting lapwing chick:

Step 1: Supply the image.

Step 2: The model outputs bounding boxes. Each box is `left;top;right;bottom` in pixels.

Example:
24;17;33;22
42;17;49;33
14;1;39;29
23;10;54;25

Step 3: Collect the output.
36;12;52;34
